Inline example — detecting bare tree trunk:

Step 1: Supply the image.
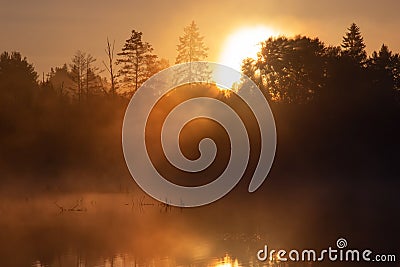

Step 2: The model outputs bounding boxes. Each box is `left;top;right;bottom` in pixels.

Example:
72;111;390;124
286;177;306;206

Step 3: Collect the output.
86;61;89;99
103;38;116;95
135;56;139;93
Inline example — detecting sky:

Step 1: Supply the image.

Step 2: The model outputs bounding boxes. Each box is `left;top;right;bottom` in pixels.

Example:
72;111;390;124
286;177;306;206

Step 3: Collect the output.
1;0;400;76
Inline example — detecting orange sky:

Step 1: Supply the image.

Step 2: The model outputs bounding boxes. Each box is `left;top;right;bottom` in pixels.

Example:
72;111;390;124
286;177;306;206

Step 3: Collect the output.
2;0;400;76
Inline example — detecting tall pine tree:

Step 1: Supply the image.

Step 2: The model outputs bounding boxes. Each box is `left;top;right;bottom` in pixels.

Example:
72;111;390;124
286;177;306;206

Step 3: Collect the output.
369;44;400;94
117;30;158;95
69;50;86;102
175;21;210;84
341;23;367;65
176;21;208;64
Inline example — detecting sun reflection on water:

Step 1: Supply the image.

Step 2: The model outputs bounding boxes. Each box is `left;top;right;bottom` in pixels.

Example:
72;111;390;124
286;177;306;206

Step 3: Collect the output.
211;254;239;267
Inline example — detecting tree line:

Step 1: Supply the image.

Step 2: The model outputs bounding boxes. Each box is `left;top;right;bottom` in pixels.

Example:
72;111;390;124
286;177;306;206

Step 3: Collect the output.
242;23;400;105
0;21;399;191
0;21;209;189
0;21;208;105
1;22;399;106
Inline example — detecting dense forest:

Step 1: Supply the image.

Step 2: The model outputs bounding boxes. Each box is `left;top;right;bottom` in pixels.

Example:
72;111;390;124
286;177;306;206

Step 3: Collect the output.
0;22;399;194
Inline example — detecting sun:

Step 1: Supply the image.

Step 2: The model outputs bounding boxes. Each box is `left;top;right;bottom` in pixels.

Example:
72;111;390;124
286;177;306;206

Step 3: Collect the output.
217;26;279;86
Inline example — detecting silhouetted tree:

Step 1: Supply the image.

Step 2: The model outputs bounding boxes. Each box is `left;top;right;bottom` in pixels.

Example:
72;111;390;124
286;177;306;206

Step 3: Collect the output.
69;51;100;101
69;51;86;101
48;64;73;97
143;54;168;81
175;21;210;83
176;21;208;64
103;38;117;96
341;23;367;66
241;57;257;83
255;36;327;103
0;51;38;105
368;44;400;100
84;54;100;98
117;30;158;95
241;57;266;96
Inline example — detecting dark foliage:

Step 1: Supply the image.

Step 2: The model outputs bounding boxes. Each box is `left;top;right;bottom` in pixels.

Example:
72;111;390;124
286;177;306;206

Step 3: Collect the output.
0;22;399;193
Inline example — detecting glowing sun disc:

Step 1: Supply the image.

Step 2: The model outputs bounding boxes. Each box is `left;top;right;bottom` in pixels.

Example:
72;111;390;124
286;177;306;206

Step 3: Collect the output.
218;26;279;87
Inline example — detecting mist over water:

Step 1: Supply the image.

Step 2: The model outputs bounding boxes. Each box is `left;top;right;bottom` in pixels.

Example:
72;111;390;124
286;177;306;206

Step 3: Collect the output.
1;191;263;267
1;74;399;266
1;173;398;267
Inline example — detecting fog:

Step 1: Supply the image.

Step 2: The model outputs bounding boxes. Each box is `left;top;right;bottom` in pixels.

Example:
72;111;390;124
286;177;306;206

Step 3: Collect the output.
1;80;399;266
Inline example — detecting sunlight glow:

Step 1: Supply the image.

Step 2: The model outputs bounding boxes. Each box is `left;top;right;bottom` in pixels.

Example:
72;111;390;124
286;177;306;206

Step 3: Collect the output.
219;26;279;72
216;26;279;88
